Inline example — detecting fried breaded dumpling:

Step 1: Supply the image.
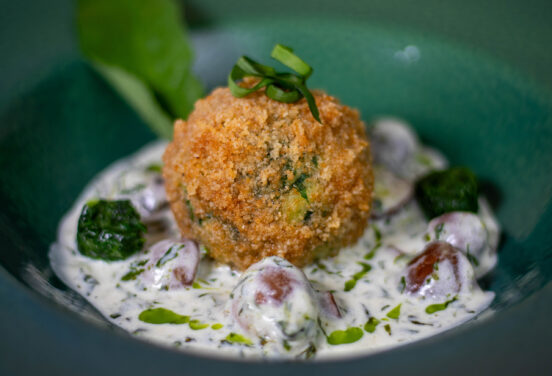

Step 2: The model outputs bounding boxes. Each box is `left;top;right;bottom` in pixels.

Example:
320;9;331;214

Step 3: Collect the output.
163;86;372;270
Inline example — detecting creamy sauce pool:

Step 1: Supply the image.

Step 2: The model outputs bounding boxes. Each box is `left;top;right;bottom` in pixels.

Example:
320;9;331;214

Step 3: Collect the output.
50;127;499;360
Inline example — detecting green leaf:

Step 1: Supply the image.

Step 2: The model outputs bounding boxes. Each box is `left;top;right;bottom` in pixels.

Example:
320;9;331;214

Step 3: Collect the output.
327;327;364;345
138;308;189;324
77;0;204;138
92;63;174;139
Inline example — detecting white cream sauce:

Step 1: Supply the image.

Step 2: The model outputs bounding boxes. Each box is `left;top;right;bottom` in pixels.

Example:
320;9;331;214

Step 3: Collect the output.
49;120;499;360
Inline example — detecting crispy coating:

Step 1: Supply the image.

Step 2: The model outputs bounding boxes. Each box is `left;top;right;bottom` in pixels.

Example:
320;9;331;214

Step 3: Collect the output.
163;85;373;270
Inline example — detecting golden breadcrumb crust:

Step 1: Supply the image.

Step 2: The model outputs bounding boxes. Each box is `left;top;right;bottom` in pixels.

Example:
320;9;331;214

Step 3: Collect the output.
163;86;373;270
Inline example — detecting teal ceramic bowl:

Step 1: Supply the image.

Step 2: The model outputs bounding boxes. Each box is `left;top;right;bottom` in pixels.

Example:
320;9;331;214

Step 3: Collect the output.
1;1;551;374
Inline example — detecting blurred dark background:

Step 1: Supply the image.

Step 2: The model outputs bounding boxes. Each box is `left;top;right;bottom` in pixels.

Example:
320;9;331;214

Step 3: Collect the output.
1;0;552;109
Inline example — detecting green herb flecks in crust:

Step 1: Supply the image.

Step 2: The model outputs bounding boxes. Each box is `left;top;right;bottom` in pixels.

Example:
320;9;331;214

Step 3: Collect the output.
77;199;146;261
291;173;310;201
77;0;203;139
228;44;321;122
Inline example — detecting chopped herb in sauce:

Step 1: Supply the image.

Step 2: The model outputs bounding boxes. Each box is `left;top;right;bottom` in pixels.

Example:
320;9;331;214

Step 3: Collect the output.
327;327;364;345
121;259;148;281
344;262;372;291
386;304;402;320
138;308;190;324
434;223;445;240
425;297;458;314
156;245;180;267
189;319;210;330
224;333;253;346
466;249;480;267
399;276;406;293
364;317;381;333
146;163;162;173
192;281;202;289
364;243;380;260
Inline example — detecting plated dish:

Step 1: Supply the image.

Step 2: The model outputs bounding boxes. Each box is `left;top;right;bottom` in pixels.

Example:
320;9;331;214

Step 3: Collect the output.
2;0;552;373
49;46;500;359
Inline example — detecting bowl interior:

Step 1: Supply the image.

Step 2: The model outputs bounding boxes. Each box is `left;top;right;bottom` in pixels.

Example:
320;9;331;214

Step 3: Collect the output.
0;16;551;351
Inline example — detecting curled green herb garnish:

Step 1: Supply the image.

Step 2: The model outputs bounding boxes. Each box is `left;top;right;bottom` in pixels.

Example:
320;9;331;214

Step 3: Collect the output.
228;44;321;122
271;44;313;78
